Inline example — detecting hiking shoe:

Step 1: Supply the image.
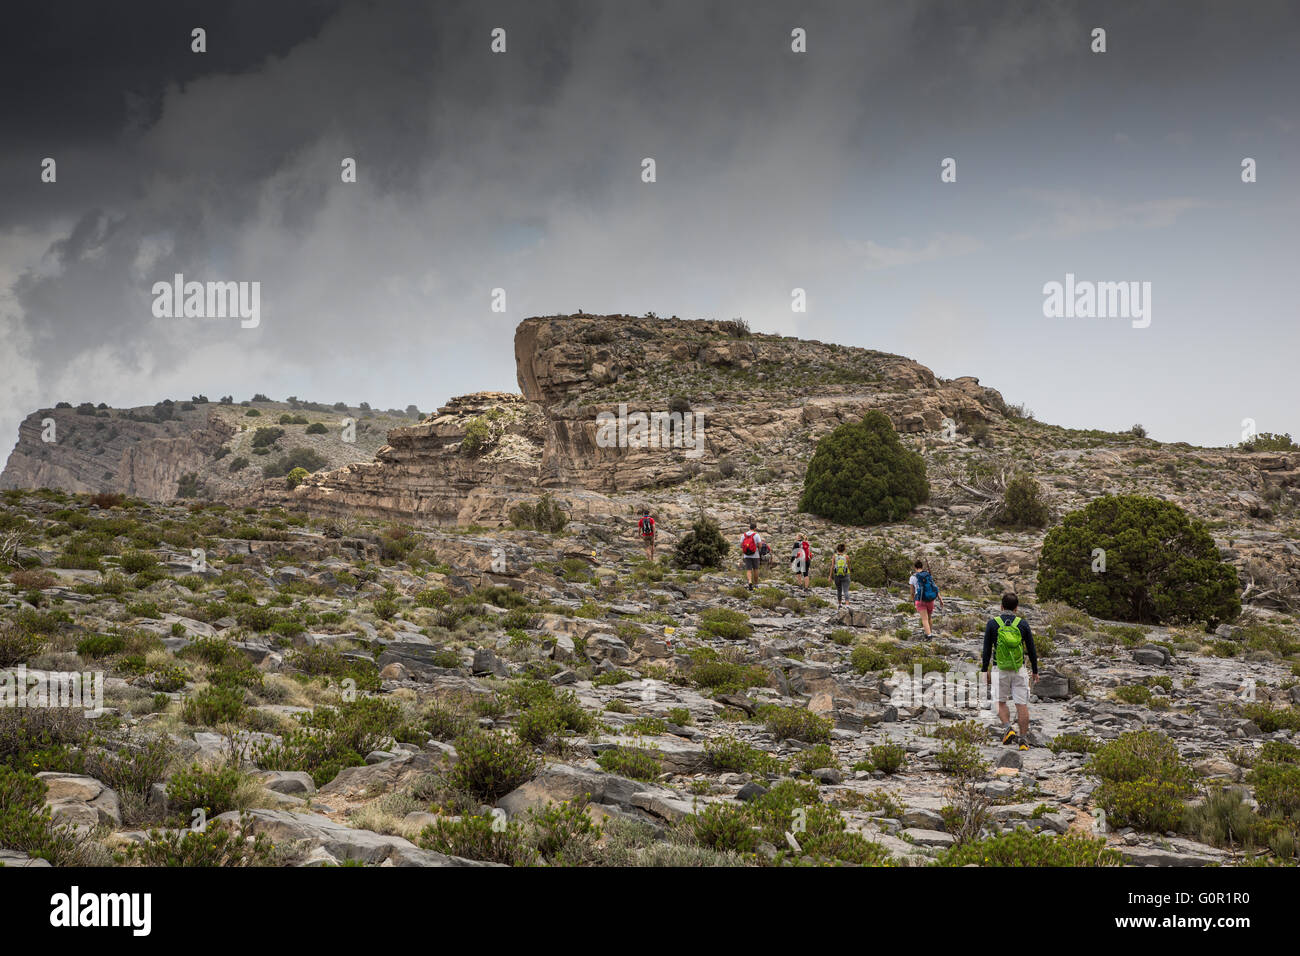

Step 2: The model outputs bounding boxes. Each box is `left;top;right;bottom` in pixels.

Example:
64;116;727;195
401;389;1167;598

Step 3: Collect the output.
1001;726;1017;745
1018;737;1030;751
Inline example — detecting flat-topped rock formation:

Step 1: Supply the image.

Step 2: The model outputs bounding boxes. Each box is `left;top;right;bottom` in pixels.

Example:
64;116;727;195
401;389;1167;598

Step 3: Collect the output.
279;314;1009;525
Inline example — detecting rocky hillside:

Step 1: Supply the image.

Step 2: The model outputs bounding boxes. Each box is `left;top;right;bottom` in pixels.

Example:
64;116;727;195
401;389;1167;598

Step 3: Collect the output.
1;488;1297;868
269;315;1300;618
1;399;422;502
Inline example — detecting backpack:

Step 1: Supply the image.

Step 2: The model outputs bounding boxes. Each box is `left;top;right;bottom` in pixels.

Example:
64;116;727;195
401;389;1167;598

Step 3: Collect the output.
994;616;1025;671
742;531;758;555
914;570;938;602
638;516;655;537
833;553;849;577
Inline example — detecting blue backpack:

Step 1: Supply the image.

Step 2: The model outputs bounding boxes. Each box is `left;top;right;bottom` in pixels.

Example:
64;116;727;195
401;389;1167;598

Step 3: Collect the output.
915;570;938;601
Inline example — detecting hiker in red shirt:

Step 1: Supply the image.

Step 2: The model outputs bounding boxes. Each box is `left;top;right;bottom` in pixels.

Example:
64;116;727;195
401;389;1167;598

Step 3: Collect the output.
636;508;657;562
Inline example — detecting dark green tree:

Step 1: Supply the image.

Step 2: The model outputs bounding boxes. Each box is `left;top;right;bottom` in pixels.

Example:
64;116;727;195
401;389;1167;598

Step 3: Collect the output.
848;541;913;587
799;411;928;525
992;473;1050;529
673;515;730;569
1037;495;1240;626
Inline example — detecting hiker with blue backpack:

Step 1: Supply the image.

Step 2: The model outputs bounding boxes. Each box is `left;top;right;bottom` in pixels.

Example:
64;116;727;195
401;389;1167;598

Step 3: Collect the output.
908;560;944;638
981;592;1040;751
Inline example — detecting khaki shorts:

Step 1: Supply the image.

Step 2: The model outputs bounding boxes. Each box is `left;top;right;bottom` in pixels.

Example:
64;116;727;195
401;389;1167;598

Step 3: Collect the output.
992;669;1030;706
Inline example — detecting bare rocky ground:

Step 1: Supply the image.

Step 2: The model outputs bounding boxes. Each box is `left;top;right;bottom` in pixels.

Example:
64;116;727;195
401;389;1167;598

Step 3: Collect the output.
2;484;1298;867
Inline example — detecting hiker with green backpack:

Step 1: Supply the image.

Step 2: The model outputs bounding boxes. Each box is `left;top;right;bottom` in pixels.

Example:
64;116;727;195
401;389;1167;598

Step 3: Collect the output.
908;559;943;638
829;543;851;607
981;592;1039;750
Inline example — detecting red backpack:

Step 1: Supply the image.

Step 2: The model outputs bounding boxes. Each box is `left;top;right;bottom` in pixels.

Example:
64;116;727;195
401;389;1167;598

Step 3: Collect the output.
742;531;758;555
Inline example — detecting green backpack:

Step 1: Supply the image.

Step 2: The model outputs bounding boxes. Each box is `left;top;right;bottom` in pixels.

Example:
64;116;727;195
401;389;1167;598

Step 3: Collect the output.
833;554;849;577
994;616;1024;671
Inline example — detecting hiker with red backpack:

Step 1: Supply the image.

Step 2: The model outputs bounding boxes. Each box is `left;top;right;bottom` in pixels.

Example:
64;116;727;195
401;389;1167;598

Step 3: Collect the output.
740;521;764;591
908;559;944;638
636;508;657;562
981;592;1040;751
790;534;812;589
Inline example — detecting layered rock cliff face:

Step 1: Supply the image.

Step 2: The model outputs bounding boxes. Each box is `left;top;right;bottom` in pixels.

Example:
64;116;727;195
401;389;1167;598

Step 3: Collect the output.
286;392;550;525
514;314;1005;491
1;402;413;501
280;314;1009;525
0;407;234;499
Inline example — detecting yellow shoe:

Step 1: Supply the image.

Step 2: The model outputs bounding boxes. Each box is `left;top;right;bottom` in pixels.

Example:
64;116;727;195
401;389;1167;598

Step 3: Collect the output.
1001;726;1016;745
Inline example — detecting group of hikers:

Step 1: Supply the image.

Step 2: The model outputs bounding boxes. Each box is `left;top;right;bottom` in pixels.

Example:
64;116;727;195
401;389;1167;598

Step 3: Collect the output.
635;509;1041;751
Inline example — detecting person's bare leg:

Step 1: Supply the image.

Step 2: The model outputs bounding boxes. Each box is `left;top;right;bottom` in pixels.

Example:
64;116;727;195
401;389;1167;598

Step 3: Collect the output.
919;607;932;636
1016;703;1030;738
997;701;1010;727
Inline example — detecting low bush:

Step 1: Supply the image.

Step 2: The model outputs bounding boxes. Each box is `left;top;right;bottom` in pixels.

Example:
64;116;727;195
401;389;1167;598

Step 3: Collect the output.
935;829;1123;866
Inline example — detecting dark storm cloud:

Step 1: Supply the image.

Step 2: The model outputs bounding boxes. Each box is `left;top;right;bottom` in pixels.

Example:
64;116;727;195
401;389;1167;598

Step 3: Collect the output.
1;0;1298;450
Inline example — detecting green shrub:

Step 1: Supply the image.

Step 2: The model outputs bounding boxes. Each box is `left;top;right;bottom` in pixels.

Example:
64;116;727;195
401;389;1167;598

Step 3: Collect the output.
687;647;769;693
0;708;92;774
869;743;906;774
936;829;1123;866
121;816;274;866
1113;685;1152;706
85;737;171;799
75;632;126;658
118;550;159;574
251;426;284;448
850;642;892;674
253;697;401;788
991;473;1050;529
672;516;730;569
1242;703;1300;733
165;763;244;818
1238;432;1297;452
1248;749;1300;819
757;705;832;744
936;740;989;779
847;542;912;587
1087;731;1196;832
418;812;536;866
261;447;328;479
448;731;539;802
181;684;246;725
684;802;760;854
285;467;310;489
799;411;929;525
528;797;603;866
508;494;568;533
683;781;894;866
1049;733;1100;754
696;607;752;640
515;693;594;748
596;745;662;781
704;735;787;775
0;766;87;865
793;743;838;773
0;621;47;667
1182;787;1268;850
1037;495;1240;626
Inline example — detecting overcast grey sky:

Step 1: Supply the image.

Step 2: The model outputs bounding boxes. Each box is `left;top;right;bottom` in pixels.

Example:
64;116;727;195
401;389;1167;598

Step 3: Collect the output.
2;0;1297;452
